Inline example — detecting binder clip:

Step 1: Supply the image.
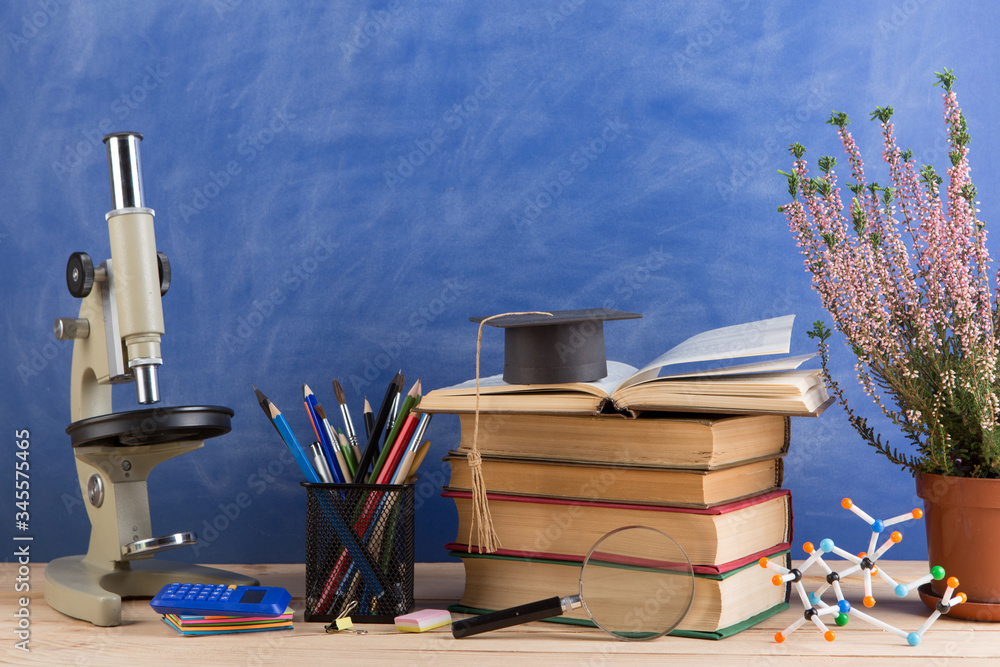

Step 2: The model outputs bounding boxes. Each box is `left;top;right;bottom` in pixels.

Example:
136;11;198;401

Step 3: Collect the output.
325;601;368;635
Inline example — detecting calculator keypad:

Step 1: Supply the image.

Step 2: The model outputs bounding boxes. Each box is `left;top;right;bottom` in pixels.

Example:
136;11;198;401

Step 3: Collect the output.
159;583;238;602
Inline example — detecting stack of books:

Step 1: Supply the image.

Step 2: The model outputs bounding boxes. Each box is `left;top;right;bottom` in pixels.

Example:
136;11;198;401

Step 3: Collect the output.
419;316;830;639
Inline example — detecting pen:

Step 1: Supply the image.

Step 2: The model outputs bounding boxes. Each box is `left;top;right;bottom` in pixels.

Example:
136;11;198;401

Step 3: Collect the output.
317;404;354;481
310;442;335;483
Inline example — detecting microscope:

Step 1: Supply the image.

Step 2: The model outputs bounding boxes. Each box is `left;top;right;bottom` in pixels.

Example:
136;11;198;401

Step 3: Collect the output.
44;132;258;627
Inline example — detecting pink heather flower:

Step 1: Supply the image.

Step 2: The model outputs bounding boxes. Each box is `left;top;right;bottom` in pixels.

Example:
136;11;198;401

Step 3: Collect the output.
782;78;1000;476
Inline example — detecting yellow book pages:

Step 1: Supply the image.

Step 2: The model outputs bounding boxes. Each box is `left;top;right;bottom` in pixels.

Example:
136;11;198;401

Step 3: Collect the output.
453;412;790;469
445;455;782;507
447;489;791;566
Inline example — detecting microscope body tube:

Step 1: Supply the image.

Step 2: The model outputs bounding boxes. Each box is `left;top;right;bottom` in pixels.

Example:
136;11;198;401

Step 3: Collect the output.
107;208;164;404
103;131;163;405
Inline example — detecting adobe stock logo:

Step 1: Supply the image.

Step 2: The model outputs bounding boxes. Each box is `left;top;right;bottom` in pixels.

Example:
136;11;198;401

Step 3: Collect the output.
178;109;295;222
509;118;627;230
383;74;502;191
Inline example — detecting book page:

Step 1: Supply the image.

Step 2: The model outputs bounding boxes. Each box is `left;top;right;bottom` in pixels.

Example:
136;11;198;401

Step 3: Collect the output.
647;352;816;381
620;315;796;389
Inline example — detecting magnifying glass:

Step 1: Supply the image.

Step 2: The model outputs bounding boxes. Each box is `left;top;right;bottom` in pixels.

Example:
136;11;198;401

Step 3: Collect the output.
452;525;695;640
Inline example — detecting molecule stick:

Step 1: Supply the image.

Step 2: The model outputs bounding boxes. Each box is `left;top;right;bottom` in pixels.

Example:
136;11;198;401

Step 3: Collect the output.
760;498;966;646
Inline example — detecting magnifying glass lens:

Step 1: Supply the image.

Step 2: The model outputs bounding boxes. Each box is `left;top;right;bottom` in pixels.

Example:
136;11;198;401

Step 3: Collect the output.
452;525;694;640
580;526;695;640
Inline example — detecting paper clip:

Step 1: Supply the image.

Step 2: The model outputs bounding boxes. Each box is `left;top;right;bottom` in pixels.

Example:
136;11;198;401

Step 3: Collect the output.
325;600;367;635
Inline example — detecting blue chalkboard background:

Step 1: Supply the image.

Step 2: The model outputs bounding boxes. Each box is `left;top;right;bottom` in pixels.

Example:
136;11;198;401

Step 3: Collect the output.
3;1;999;566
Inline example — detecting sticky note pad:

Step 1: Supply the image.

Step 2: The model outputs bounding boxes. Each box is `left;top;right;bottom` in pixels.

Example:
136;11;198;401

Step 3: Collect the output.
394;609;451;633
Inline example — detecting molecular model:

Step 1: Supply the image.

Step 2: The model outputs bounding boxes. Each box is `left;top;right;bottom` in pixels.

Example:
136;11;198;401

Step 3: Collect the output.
759;498;968;646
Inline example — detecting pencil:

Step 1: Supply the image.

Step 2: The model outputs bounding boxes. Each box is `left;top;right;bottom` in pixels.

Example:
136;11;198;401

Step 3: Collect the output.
404;440;431;484
370;379;420;482
258;392;321;484
375;410;418;485
362;397;374;441
253;385;281;436
391;413;432;484
304;385;344;483
336;428;360;475
354;371;402;483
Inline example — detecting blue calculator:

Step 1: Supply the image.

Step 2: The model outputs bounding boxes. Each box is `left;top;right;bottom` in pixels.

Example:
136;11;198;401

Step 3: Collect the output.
150;583;291;617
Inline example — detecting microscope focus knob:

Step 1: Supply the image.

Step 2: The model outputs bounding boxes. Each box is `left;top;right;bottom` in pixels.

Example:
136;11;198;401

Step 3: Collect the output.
157;252;171;296
66;252;95;298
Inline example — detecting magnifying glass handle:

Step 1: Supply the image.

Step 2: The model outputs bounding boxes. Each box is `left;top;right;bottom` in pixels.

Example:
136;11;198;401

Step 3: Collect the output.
452;596;577;638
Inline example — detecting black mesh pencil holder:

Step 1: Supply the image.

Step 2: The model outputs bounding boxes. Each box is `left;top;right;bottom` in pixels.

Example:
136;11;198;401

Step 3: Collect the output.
302;483;415;623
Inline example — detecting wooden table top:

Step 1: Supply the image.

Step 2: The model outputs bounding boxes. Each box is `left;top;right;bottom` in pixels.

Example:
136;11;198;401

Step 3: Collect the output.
3;561;996;666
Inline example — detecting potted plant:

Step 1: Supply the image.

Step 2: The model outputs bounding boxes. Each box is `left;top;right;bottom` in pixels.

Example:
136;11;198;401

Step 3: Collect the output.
778;69;1000;620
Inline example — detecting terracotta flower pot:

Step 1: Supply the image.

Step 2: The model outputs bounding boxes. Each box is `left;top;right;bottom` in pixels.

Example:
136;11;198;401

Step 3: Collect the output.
916;472;1000;621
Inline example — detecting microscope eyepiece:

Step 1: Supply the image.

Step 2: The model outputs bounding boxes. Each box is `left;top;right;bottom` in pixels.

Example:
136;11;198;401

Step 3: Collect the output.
103;132;145;210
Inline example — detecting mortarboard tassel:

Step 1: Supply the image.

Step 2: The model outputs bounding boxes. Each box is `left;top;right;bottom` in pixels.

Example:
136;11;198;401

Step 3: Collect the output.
467;311;552;554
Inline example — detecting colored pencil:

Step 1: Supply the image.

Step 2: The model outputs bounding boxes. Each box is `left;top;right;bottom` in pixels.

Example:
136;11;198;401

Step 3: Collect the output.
391;414;432;485
336;429;360;475
257;392;321;484
253;386;281;437
375;410;418;485
370;380;420;482
404;440;431;484
303;385;344;483
362;397;374;441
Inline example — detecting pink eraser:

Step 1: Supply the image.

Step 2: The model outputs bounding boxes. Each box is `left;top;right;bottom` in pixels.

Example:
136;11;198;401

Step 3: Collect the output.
394;608;452;632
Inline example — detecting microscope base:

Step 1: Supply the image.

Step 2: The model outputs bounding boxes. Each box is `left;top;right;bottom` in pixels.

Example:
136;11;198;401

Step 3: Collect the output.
44;555;259;626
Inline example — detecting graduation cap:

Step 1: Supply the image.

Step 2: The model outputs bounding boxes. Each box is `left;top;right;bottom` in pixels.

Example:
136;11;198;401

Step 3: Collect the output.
471;308;642;385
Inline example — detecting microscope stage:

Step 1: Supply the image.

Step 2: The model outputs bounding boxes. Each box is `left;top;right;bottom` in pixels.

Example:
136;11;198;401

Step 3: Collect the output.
67;405;234;447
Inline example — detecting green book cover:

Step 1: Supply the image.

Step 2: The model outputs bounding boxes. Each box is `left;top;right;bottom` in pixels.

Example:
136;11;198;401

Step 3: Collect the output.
448;549;791;640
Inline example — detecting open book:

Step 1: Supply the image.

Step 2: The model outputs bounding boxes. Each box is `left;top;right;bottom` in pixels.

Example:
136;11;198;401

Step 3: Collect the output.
418;315;832;417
